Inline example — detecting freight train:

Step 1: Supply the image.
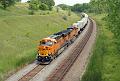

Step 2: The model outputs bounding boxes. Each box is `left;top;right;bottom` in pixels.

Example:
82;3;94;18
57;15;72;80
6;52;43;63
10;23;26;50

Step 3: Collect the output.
37;13;89;64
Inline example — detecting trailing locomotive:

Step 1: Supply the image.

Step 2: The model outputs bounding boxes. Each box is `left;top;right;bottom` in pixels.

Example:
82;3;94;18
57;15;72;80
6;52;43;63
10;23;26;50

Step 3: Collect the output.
37;13;89;64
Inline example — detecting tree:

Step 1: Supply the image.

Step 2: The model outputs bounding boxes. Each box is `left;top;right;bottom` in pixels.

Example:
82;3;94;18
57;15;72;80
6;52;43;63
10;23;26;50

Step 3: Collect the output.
71;3;89;12
15;0;21;2
29;0;39;10
57;4;70;10
39;3;48;10
39;0;55;10
90;0;110;13
0;0;15;9
90;0;120;51
68;9;71;16
106;0;120;38
71;4;81;12
56;7;59;13
28;0;55;11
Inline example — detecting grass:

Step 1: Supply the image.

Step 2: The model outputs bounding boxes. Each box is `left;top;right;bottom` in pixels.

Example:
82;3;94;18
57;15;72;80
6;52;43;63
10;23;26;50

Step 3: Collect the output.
81;14;120;81
0;3;80;81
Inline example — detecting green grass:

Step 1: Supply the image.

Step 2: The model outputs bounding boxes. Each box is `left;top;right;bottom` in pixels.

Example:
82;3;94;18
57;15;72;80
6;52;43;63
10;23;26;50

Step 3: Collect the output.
81;14;120;81
0;3;80;81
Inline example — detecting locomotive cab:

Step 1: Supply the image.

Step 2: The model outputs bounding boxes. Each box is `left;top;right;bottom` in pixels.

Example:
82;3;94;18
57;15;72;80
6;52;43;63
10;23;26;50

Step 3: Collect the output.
37;38;57;64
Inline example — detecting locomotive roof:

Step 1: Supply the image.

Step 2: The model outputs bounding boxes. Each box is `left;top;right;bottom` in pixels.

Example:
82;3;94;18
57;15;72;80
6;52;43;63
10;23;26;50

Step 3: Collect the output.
67;26;73;29
54;29;72;35
49;29;72;40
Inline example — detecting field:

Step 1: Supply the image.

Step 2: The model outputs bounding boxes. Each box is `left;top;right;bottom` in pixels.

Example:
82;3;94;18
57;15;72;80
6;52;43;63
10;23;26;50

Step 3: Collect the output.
81;14;120;81
0;3;80;81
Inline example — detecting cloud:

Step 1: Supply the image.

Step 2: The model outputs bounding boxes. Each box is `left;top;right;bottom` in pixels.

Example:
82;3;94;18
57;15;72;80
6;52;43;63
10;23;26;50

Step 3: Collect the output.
21;0;90;6
54;0;90;6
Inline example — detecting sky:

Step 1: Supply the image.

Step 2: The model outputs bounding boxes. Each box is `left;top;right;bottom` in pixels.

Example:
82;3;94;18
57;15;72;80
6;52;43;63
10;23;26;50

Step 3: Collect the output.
21;0;90;6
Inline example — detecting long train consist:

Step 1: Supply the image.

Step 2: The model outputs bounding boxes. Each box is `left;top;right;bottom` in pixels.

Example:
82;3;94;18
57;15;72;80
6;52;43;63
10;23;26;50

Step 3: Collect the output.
37;13;89;64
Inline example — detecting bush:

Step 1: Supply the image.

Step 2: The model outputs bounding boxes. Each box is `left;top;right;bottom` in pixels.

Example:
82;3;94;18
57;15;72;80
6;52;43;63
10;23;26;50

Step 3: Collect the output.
48;6;53;11
28;10;34;15
68;10;71;16
62;15;68;21
47;12;50;14
42;12;46;15
56;7;59;13
40;12;42;15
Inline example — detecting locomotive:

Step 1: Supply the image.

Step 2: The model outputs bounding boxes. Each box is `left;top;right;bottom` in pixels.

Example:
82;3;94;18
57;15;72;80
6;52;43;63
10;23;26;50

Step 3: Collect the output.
37;13;89;64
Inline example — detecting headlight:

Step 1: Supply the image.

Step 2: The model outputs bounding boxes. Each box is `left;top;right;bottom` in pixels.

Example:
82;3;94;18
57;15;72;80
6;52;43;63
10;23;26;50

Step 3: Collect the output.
45;57;48;58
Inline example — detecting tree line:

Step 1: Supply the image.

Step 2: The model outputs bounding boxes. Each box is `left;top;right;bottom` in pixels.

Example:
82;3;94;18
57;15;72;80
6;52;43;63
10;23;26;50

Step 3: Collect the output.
28;0;55;11
0;0;55;10
90;0;120;51
57;3;90;13
0;0;19;9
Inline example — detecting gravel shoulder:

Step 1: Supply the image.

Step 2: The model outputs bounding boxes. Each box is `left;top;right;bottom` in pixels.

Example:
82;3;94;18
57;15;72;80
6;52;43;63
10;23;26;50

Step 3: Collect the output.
62;19;97;81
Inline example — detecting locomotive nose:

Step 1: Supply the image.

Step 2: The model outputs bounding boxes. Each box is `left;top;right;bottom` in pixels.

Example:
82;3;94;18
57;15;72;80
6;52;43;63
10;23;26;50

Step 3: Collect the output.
38;46;50;57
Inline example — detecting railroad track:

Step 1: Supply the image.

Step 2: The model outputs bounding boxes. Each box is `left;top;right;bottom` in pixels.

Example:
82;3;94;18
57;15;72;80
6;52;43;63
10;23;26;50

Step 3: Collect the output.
45;18;93;81
18;65;45;81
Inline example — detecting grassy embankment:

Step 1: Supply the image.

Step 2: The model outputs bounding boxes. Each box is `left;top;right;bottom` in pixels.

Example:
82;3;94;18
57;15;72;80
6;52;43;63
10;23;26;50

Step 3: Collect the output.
81;14;120;81
0;3;80;81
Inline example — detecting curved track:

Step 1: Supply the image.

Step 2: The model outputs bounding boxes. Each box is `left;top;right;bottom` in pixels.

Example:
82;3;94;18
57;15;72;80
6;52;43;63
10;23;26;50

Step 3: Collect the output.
45;18;93;81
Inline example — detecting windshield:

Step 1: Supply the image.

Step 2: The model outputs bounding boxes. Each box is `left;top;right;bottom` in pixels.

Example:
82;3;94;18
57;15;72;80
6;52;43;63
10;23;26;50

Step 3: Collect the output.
40;41;53;46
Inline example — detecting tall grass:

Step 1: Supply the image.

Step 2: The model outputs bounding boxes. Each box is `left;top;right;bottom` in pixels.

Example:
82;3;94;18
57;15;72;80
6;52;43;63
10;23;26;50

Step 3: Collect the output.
81;14;120;81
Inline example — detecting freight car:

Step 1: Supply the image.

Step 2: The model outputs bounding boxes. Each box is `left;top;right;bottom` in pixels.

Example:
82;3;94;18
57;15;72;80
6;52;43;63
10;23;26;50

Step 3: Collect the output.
37;13;89;64
72;13;88;34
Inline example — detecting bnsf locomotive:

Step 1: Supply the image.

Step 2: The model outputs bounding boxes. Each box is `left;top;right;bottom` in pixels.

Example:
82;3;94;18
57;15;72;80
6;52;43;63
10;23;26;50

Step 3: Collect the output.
37;13;88;64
